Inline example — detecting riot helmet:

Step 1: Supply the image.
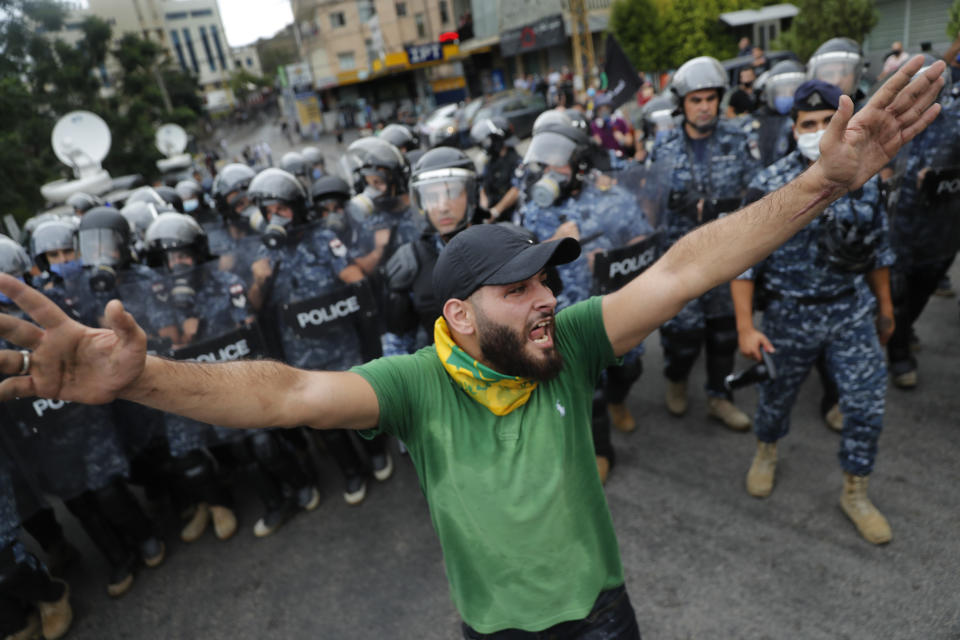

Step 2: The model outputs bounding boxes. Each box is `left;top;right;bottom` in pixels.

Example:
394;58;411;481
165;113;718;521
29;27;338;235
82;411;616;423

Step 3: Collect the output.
344;137;410;209
211;163;258;223
175;179;205;214
532;110;574;137
380;124;421;153
126;186;167;208
522;115;592;207
310;175;352;231
144;213;211;308
78;206;135;291
671;56;727;134
301;146;326;180
153;185;184;213
761;60;807;114
470;116;511;156
30;219;80;277
280;151;308;178
247;168;309;247
640;93;679;143
0;236;32;303
20;213;61;247
409;147;478;241
66;192;102;216
120;200;164;253
807;37;864;97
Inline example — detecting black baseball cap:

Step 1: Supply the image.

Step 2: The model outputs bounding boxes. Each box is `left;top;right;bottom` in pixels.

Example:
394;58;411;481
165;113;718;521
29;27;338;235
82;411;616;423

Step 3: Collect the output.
433;224;581;302
793;80;842;112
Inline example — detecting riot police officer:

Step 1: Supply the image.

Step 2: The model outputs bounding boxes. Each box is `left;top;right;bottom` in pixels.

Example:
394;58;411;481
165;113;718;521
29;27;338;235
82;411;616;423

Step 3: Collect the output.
207;162;262;278
310;174;380;276
752;59;806;167
731;80;895;545
301;146;326;181
280;151;311;194
247;168;392;506
807;37;867;101
383;146;480;356
520;113;655;480
379;123;421;154
884;57;960;388
65;191;101;217
343;137;424;263
652;55;760;430
175;178;218;229
470;117;522;223
29;219;82;291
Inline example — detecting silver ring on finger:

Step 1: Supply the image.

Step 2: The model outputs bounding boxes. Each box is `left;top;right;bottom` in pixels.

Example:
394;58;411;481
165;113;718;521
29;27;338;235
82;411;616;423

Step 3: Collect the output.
18;350;30;376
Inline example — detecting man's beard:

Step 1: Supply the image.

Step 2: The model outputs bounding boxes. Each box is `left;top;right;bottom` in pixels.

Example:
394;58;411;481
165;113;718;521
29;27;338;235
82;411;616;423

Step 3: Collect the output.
475;309;564;382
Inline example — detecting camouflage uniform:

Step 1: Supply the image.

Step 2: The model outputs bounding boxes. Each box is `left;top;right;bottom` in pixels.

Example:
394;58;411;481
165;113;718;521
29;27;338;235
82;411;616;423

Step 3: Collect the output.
652;121;760;397
885;105;960;377
738;150;894;475
366;204;425;262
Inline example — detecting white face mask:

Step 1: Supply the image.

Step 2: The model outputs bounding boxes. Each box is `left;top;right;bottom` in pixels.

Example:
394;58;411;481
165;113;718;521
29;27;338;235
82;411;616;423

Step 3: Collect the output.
796;128;826;162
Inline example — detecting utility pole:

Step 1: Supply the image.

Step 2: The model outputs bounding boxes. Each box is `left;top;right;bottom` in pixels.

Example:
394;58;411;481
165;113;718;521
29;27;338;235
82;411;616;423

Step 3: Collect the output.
568;0;595;94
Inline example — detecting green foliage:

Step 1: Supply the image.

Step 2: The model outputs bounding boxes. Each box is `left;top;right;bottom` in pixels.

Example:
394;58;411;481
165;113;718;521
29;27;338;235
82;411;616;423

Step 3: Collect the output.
772;0;877;61
949;0;960;40
0;1;206;222
610;0;762;72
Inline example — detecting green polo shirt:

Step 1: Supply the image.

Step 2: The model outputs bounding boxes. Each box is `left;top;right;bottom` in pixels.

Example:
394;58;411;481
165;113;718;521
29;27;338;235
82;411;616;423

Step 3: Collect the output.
352;296;624;632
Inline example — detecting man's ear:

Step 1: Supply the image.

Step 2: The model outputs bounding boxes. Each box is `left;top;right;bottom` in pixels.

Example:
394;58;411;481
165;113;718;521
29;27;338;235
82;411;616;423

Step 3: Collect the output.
443;297;476;336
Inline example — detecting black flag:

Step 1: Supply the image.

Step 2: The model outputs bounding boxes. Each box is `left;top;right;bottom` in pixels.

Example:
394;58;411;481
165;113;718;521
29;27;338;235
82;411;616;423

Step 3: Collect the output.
603;35;641;110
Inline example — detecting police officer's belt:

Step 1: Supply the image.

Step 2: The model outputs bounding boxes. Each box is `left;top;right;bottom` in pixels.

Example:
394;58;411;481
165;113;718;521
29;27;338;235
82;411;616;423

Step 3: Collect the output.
763;288;855;305
592;233;661;295
172;323;267;363
280;282;375;340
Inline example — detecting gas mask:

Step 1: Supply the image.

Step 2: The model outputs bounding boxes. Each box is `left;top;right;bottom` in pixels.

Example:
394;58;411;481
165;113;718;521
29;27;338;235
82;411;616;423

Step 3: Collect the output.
169;263;198;309
362;184;400;212
89;265;118;293
347;194;374;217
530;171;572;208
796;129;826;162
49;259;83;281
262;214;294;249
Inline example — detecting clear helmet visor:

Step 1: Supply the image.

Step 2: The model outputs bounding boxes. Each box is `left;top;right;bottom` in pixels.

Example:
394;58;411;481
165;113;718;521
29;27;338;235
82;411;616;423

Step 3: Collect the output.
79;228;125;267
764;72;806;112
523;132;578;171
410;170;476;231
808;52;862;96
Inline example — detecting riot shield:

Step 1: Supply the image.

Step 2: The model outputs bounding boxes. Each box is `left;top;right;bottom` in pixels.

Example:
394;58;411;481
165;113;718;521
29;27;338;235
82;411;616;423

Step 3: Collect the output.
886;113;960;261
592;232;662;295
613;159;672;231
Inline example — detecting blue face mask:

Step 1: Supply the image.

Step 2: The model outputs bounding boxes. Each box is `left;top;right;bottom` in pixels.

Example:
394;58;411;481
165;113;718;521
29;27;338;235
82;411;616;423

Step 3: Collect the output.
183;198;199;213
50;259;83;281
774;96;794;115
312;167;324;180
0;275;24;305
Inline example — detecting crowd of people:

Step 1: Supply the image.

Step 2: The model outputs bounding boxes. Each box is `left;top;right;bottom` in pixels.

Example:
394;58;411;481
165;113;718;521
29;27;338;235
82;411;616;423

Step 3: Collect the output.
0;32;956;639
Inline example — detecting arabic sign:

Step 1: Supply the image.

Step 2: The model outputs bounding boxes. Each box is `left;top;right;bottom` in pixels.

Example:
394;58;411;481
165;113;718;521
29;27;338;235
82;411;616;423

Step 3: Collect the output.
500;13;565;57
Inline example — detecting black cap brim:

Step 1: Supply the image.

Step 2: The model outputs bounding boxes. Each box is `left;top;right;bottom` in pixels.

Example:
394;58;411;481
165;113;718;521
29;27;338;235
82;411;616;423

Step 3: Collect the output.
481;236;581;287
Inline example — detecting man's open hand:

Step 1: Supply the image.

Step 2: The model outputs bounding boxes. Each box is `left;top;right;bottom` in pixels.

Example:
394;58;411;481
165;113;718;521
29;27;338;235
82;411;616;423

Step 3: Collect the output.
0;274;147;404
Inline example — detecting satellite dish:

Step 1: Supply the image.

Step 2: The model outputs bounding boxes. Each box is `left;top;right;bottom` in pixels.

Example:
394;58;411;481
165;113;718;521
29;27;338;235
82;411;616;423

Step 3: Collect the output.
51;111;111;177
156;123;189;157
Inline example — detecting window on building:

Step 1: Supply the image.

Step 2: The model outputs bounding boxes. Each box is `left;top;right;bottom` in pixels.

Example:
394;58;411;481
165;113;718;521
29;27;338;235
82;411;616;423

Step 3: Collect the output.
365;37;377;62
338;51;356;70
165;11;187;20
330;12;346;28
210;25;227;70
182;28;199;74
395;2;406;17
235;60;242;69
170;30;188;72
64;22;83;30
357;0;376;21
247;57;254;67
439;0;449;25
199;26;215;72
415;12;426;38
191;9;212;17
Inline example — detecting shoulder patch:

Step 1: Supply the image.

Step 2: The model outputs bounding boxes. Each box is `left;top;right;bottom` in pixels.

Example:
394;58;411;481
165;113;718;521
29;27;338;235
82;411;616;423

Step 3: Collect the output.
229;282;247;308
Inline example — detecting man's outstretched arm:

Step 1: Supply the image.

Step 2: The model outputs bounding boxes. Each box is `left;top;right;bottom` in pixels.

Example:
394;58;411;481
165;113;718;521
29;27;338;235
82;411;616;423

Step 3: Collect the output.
0;277;381;431
603;55;945;357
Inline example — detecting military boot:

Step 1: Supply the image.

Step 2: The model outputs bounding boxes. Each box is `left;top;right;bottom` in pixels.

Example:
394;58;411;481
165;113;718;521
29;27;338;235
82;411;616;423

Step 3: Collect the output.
608;403;636;433
707;397;752;431
38;579;72;640
180;502;210;542
746;441;777;498
665;380;687;416
824;404;843;432
840;473;892;545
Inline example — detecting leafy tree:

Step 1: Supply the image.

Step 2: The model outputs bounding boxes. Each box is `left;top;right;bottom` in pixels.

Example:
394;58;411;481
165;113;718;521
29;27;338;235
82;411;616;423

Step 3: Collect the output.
773;0;877;61
228;68;270;106
949;0;960;40
610;0;762;72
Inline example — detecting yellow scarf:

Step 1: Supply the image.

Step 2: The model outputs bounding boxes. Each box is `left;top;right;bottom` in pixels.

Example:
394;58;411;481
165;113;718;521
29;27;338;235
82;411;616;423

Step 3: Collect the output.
434;316;538;416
